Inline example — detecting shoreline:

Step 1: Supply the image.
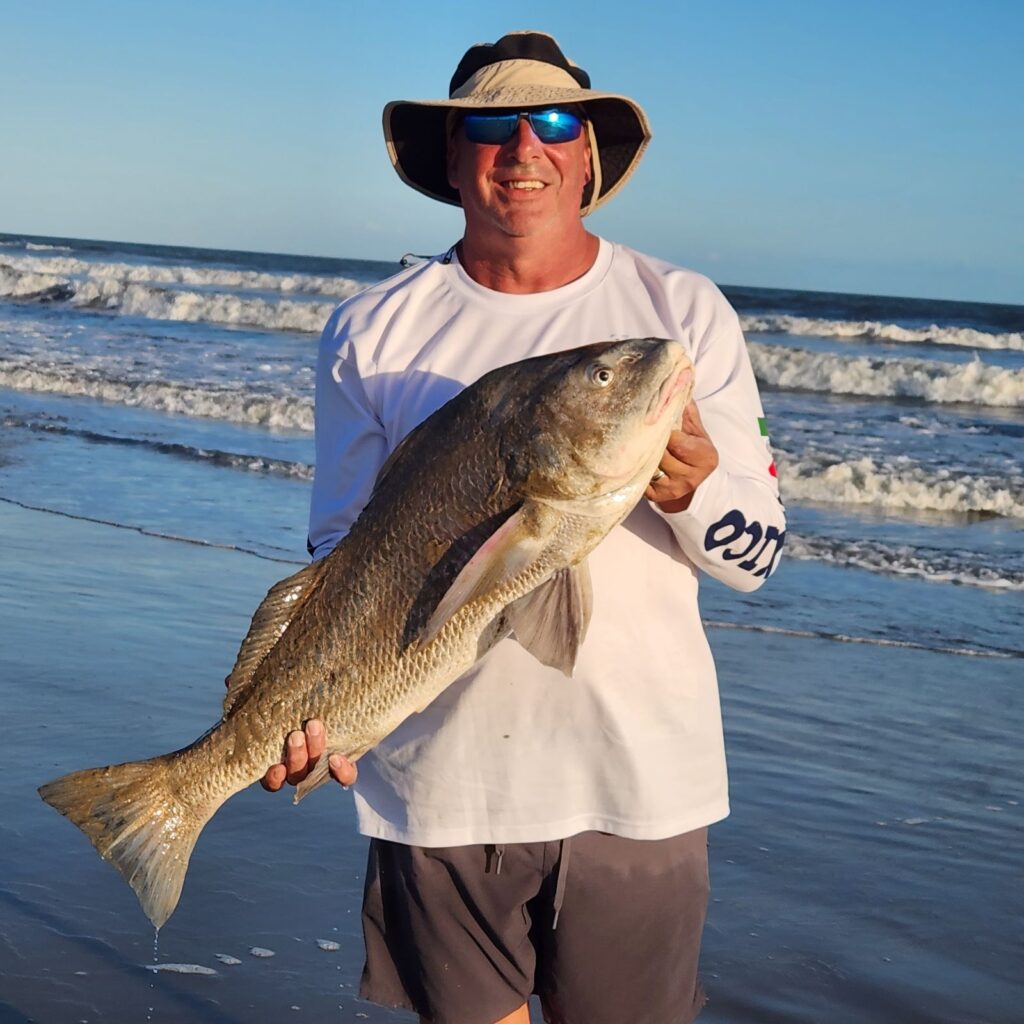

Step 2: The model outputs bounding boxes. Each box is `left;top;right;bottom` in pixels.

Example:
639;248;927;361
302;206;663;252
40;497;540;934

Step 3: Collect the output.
3;495;1023;1023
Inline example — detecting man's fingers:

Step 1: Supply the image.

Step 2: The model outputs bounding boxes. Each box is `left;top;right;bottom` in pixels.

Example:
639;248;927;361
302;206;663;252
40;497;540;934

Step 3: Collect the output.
663;432;700;463
305;719;325;761
665;429;719;484
666;429;711;462
645;428;720;511
284;730;311;785
655;447;691;480
645;452;694;499
329;754;358;787
681;399;706;437
284;730;307;772
261;763;287;792
263;723;354;794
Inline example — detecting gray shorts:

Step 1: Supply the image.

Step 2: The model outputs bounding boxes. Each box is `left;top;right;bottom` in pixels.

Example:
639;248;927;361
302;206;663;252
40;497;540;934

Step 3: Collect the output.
359;828;709;1024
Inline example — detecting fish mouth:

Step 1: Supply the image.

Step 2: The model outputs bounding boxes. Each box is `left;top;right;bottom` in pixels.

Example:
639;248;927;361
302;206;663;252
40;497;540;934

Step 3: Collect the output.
645;356;694;425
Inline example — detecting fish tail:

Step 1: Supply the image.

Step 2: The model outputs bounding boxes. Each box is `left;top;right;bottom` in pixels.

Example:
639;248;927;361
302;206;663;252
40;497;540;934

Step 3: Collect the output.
38;752;217;928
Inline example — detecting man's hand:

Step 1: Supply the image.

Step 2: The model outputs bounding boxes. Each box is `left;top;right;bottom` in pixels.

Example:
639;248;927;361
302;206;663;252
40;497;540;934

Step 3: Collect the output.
645;399;719;513
260;719;357;792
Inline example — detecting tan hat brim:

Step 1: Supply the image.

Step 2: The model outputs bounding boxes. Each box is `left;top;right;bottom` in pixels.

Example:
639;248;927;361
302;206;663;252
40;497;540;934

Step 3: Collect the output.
383;88;651;213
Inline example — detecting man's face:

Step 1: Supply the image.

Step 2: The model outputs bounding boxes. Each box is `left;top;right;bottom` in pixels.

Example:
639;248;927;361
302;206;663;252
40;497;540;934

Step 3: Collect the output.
446;109;593;244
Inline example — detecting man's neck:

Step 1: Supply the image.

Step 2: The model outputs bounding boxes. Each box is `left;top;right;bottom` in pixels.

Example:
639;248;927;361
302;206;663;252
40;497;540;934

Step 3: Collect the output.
457;228;600;295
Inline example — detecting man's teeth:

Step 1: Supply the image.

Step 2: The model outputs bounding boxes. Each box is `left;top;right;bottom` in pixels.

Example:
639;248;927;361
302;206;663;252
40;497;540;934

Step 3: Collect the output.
507;180;545;190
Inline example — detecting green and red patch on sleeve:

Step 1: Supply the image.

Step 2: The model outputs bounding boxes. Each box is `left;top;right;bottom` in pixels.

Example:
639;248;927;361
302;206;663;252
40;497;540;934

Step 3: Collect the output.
758;416;778;477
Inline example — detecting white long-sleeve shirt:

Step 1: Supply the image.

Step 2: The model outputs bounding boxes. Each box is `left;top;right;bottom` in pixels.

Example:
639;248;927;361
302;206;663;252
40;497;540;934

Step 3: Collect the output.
309;238;785;846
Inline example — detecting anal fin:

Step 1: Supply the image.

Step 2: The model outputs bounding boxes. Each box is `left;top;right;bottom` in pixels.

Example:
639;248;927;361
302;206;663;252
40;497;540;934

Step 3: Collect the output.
292;749;360;805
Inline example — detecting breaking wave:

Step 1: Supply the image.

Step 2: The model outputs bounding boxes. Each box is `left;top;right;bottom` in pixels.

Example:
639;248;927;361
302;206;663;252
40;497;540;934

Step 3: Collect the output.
71;278;342;333
0;256;370;332
785;533;1024;592
0;266;74;301
1;253;368;298
749;343;1024;408
741;313;1024;352
776;451;1024;519
0;261;357;332
0;359;313;430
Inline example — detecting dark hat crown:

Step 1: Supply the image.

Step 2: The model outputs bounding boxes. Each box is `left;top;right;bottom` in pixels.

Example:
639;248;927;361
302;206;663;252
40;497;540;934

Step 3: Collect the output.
449;31;591;96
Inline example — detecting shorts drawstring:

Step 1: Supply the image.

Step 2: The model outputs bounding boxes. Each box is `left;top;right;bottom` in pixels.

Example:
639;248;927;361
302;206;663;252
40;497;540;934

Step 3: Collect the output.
485;843;505;875
484;837;571;928
552;836;572;930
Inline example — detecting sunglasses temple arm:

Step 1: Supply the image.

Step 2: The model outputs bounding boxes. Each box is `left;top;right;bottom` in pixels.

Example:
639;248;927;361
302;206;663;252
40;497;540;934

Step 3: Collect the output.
581;120;601;217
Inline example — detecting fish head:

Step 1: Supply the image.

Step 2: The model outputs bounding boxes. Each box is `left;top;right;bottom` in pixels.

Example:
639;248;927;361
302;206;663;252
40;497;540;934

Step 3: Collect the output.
498;338;694;503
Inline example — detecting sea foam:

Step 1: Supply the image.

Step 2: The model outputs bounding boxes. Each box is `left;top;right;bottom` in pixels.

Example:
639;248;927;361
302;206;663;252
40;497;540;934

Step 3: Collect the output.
785;533;1024;591
0;359;314;430
776;451;1024;519
147;963;218;975
750;343;1024;408
0;266;74;301
0;255;368;333
742;313;1024;352
72;279;342;333
2;253;368;298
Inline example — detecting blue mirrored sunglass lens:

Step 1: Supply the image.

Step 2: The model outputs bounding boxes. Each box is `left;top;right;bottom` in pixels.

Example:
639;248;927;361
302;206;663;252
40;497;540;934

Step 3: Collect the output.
461;116;518;144
462;110;583;145
530;110;584;141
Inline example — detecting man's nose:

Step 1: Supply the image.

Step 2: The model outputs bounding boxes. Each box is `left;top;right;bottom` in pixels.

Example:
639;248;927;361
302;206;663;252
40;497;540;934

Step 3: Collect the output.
503;115;544;159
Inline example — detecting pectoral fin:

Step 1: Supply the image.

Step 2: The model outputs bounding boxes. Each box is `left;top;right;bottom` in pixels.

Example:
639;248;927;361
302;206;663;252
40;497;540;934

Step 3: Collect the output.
420;503;555;647
506;561;593;676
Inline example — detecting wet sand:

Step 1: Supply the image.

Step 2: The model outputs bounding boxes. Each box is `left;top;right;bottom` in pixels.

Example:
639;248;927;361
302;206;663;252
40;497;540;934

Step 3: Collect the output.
2;499;1021;1023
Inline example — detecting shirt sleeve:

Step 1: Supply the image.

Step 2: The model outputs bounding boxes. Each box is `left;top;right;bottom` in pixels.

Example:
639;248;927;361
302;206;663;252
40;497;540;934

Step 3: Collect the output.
653;283;786;592
307;305;389;561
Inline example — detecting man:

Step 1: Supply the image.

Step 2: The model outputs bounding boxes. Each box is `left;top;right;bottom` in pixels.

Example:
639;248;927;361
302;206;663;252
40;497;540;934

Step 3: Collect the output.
263;31;785;1024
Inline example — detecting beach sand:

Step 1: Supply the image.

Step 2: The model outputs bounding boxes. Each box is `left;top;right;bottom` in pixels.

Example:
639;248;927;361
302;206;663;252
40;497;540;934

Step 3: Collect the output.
2;498;1021;1023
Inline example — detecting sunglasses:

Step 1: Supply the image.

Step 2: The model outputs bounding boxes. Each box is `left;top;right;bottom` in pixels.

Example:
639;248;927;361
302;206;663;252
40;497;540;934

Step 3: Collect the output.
461;108;585;146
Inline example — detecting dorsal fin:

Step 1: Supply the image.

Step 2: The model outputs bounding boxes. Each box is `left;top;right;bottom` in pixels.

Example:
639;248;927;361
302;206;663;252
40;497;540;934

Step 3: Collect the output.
223;560;327;714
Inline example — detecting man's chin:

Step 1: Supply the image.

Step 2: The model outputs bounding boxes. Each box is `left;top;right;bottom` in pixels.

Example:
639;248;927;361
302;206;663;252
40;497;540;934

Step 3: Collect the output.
496;203;571;237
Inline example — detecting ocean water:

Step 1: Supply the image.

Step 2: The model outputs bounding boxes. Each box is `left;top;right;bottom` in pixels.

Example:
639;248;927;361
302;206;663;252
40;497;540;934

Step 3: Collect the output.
2;232;1021;1023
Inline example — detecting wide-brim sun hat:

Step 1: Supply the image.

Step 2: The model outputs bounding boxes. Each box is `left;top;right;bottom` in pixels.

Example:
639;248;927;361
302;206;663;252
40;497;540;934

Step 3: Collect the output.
383;31;652;216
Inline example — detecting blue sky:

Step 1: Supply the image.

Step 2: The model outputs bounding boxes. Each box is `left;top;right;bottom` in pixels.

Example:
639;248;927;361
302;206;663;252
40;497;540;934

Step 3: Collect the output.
2;1;1021;303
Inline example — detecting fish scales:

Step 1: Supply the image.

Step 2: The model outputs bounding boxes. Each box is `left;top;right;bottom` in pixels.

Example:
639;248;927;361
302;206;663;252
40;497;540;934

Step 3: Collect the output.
38;338;695;928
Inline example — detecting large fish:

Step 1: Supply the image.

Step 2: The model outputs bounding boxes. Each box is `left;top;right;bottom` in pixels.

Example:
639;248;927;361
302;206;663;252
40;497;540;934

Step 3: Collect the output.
39;338;694;928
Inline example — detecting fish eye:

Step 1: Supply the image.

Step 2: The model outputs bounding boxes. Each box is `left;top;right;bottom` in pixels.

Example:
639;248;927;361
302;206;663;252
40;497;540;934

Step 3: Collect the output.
587;364;615;388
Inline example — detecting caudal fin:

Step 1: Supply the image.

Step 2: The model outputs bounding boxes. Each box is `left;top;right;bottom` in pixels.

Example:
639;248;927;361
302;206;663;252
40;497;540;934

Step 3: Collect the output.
39;754;213;928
